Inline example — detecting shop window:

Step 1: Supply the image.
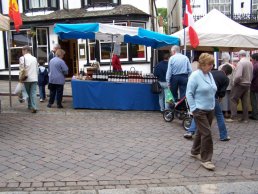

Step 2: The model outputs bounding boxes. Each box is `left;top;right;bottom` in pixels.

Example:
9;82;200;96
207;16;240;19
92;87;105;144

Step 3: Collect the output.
131;22;146;61
10;30;32;64
36;28;48;63
99;42;127;62
88;39;96;61
208;0;231;15
23;0;58;12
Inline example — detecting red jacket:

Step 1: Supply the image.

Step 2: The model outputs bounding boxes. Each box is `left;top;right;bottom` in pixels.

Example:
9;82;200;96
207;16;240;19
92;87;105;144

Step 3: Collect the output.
112;54;122;71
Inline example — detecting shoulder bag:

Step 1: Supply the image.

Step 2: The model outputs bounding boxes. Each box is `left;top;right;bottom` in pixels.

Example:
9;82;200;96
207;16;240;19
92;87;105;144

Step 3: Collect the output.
19;57;28;82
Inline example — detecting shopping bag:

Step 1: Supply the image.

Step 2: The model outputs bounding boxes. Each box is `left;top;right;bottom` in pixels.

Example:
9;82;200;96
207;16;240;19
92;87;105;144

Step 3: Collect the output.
14;82;23;94
165;88;174;103
151;82;162;94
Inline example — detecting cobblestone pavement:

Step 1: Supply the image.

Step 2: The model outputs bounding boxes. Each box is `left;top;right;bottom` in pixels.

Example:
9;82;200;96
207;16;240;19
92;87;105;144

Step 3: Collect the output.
0;81;258;193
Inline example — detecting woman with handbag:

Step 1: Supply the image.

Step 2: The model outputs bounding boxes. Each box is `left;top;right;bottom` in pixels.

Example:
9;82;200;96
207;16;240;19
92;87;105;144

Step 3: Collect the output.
19;45;39;113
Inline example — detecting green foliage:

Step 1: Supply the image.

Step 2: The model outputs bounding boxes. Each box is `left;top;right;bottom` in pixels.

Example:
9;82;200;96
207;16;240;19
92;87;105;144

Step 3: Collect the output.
158;8;168;34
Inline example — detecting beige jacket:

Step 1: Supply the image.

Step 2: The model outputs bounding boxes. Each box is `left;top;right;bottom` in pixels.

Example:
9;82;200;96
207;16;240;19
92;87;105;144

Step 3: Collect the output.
19;53;38;82
233;57;253;86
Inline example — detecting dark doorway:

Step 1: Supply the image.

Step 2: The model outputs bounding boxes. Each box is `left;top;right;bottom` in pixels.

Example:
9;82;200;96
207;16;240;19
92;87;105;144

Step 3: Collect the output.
59;39;78;77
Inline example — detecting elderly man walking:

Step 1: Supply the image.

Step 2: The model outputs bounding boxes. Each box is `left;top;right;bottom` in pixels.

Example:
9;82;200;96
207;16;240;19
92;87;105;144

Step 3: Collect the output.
166;45;192;101
226;50;253;123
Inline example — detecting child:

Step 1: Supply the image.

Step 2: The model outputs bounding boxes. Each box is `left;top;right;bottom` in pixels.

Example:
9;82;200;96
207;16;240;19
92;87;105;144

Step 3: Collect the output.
38;60;48;102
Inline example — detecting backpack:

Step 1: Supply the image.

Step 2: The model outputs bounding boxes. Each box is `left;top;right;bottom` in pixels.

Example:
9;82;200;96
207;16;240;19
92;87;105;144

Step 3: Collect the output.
38;67;48;86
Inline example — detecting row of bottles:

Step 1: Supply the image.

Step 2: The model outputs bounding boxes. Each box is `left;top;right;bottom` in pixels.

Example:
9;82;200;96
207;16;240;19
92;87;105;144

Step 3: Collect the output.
91;70;158;83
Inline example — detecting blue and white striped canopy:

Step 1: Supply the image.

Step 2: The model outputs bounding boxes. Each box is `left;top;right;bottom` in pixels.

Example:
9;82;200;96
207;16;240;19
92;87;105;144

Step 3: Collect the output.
54;23;179;49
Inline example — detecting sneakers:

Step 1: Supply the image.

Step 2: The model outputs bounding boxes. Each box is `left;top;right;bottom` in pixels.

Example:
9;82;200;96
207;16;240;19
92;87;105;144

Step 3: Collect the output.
249;116;258;120
220;136;230;141
190;153;201;161
238;119;248;123
40;99;44;102
18;98;25;103
57;104;63;108
31;109;37;113
225;118;238;123
184;132;194;139
201;161;215;170
47;104;52;108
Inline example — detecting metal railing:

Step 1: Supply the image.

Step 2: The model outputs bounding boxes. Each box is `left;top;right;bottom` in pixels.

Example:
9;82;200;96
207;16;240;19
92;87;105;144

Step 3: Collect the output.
194;13;258;24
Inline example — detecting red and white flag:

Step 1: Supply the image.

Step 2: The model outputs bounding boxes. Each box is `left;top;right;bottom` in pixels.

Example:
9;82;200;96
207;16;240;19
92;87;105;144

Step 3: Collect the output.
183;0;199;48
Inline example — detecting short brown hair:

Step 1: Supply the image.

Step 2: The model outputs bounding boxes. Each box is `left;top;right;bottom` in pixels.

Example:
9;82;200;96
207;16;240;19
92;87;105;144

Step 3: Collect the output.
198;53;214;69
22;45;32;53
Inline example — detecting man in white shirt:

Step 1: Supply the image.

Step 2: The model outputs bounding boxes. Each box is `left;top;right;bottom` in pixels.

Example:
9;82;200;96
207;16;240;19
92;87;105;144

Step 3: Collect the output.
19;45;39;113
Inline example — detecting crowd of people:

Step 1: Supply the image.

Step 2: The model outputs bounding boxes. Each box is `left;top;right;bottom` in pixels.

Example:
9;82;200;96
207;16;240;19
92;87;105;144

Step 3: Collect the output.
154;46;257;171
18;44;68;113
18;43;257;171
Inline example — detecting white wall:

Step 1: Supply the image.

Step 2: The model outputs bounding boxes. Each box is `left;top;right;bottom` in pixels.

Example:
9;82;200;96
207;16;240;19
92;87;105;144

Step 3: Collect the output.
49;26;59;51
192;0;207;15
191;0;252;15
234;0;251;14
67;0;81;9
0;32;5;69
121;0;150;14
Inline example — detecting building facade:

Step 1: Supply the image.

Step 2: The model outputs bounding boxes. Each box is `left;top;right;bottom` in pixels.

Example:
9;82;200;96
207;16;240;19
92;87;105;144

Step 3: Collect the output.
0;0;159;78
168;0;258;35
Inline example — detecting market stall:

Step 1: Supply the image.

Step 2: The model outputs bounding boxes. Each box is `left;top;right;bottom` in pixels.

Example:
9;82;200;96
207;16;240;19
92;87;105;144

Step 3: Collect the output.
173;9;258;51
72;79;159;110
54;23;179;110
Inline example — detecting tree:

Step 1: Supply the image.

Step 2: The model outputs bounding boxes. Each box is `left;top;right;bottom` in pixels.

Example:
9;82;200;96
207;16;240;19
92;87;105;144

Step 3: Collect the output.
158;8;168;34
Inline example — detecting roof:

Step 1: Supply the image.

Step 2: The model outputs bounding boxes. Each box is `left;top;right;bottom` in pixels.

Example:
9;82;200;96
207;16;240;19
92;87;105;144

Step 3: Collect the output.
20;4;149;23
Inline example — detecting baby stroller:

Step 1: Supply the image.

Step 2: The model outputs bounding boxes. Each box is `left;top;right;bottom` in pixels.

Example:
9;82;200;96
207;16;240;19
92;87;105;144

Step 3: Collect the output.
163;96;192;131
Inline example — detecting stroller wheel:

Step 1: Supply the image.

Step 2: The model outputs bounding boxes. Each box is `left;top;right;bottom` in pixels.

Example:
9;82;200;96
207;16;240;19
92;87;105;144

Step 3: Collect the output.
163;110;174;122
182;116;192;131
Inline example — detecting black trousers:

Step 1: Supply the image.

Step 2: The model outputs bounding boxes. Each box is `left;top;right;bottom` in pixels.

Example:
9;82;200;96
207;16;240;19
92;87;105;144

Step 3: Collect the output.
48;83;64;106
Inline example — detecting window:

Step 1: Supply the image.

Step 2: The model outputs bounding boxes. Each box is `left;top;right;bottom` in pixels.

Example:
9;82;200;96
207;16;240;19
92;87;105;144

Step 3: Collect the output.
208;0;231;15
79;43;86;59
63;0;69;10
252;0;258;13
23;0;58;12
88;22;147;63
10;30;32;64
83;0;120;7
131;22;146;60
36;28;48;63
88;39;96;61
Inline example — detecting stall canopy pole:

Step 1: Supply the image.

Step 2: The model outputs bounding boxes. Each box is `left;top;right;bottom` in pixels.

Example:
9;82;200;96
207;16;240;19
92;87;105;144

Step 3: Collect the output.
7;30;12;107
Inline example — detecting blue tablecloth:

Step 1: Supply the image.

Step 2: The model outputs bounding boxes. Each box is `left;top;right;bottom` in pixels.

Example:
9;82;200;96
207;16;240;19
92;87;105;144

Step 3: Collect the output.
71;79;160;111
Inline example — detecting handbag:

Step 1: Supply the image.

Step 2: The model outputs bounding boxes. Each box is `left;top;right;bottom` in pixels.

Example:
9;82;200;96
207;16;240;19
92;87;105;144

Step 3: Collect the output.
151;81;162;94
19;57;28;82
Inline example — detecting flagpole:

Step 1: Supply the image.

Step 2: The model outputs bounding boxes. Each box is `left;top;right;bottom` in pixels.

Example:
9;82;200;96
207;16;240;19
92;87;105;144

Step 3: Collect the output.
7;30;12;107
183;27;186;55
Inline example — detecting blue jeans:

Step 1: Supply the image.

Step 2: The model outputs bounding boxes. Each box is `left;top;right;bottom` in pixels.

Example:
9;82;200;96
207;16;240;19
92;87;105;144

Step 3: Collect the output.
214;99;228;139
24;82;38;110
39;85;46;100
187;99;228;139
170;74;188;101
158;82;169;111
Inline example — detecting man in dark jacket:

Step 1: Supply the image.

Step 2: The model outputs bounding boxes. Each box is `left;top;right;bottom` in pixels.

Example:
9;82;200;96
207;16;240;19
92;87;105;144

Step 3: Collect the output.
154;53;170;112
250;53;258;120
